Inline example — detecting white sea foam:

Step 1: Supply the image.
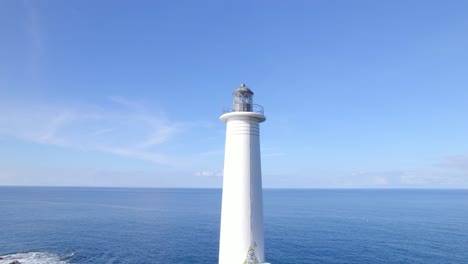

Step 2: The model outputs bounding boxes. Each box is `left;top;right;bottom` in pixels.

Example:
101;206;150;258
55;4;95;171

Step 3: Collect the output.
0;252;72;264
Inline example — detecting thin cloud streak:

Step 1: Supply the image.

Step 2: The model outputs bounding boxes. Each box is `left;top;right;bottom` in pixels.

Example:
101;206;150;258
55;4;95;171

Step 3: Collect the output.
435;155;468;171
0;167;222;188
0;97;185;166
194;170;223;177
97;146;170;165
109;96;145;111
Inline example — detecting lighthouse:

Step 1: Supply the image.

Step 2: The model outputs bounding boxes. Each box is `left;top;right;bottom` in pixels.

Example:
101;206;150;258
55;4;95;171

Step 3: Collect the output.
219;84;269;264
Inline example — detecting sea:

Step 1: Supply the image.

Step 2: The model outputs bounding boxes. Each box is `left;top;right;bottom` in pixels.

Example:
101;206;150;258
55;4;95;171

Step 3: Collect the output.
0;187;467;264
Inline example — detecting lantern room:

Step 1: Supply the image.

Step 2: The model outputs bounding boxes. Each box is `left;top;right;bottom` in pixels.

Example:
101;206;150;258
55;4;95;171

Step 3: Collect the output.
233;84;254;112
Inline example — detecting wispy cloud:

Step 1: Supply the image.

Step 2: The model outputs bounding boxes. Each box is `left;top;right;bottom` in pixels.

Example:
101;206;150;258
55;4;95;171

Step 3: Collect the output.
194;170;223;177
435;155;468;171
19;0;46;84
197;149;224;156
346;164;468;188
263;152;286;157
96;146;170;164
0;167;222;188
108;96;145;110
342;170;406;188
261;147;286;158
0;97;185;165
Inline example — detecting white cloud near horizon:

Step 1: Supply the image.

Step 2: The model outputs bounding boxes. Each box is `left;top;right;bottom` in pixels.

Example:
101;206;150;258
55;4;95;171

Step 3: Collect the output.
350;167;468;188
194;170;223;177
0;167;222;188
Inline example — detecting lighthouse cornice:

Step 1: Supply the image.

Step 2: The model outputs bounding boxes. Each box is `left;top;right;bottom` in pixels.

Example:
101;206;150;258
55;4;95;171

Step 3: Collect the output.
220;111;266;123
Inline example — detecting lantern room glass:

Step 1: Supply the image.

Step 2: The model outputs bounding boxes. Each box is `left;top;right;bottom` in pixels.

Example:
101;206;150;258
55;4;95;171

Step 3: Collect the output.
233;84;254;112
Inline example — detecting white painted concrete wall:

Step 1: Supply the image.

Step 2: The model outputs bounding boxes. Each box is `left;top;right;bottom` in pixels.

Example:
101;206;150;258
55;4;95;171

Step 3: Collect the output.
219;112;267;264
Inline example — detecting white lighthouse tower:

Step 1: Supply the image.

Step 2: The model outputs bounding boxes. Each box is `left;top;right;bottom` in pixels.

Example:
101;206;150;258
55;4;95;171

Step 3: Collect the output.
219;84;269;264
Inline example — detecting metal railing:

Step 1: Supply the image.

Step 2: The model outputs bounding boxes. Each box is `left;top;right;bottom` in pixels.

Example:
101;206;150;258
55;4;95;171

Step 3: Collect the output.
222;104;264;115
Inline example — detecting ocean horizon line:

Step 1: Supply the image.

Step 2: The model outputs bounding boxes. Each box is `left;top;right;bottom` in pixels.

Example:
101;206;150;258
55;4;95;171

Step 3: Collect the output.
0;185;466;190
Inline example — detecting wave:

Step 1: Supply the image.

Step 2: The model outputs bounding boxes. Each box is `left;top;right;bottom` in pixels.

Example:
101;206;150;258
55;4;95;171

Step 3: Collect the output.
0;252;73;264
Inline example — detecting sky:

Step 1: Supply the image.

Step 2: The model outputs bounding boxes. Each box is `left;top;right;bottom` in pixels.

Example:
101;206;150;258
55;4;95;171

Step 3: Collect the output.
1;0;467;188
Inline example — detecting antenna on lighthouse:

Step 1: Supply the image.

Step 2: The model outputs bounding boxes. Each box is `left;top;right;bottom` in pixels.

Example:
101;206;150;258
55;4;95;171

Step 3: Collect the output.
219;84;269;264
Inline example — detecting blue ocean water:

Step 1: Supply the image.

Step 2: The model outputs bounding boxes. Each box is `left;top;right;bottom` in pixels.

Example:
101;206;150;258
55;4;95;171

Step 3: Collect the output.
0;187;467;264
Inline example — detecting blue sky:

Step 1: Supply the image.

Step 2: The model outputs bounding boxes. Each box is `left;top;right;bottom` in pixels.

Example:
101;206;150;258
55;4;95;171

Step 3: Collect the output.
1;0;467;188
